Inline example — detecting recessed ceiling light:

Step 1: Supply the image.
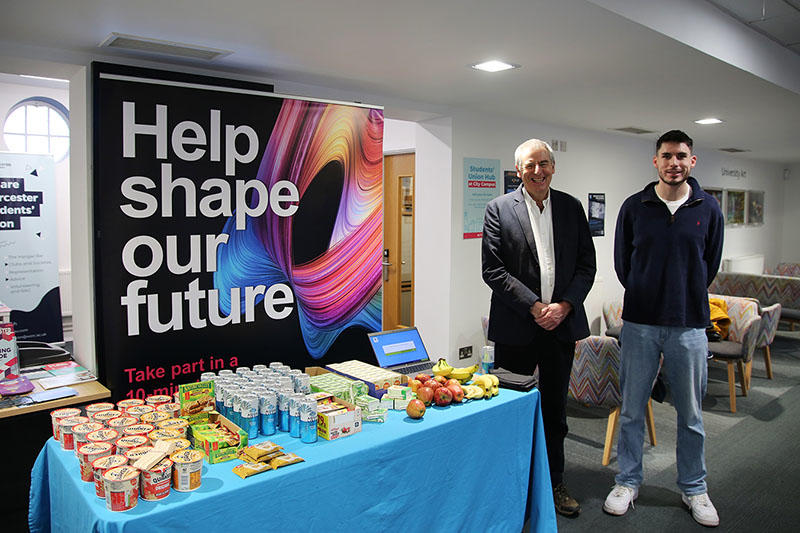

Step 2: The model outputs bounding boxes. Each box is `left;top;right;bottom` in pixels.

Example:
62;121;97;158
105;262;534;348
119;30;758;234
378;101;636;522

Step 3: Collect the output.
695;118;723;125
471;60;519;73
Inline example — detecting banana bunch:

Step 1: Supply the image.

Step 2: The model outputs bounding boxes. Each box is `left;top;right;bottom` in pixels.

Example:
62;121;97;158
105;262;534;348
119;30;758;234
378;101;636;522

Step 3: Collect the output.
432;358;453;377
462;383;486;399
471;374;500;398
448;363;479;383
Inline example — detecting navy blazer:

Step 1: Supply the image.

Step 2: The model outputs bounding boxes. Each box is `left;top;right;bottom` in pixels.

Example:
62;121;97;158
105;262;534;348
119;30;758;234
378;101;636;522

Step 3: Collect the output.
482;186;596;345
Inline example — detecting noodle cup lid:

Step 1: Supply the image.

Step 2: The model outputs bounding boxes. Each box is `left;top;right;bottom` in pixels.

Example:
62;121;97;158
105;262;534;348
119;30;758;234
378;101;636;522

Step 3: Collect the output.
156;402;181;413
117;399;145;409
92;410;123;422
103;465;139;482
59;416;89;428
73;422;104;434
157;418;188;430
124;446;153;461
51;407;81;419
146;395;172;404
165;438;191;451
107;416;138;428
92;454;127;470
123;423;155;436
126;405;155;416
170;449;204;463
141;411;171;424
87;428;120;442
146;457;173;473
116;435;148;448
78;441;113;456
86;402;115;411
149;428;181;441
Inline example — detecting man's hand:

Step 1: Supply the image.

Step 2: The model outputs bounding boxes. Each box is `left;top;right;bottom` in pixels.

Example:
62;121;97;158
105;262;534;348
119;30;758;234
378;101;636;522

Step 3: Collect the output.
534;301;572;331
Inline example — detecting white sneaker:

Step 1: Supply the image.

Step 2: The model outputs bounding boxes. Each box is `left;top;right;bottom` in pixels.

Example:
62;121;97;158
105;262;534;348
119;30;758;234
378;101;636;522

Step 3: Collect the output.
682;492;719;527
603;484;639;515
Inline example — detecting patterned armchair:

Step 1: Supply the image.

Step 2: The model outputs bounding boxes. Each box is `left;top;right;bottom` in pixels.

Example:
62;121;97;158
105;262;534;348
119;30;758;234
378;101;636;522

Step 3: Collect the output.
569;335;656;465
602;301;624;339
707;294;762;413
755;303;781;379
773;262;800;277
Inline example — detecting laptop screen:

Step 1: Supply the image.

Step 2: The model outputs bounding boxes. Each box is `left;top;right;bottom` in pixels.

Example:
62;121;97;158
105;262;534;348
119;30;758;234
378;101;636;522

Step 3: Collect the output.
368;327;430;368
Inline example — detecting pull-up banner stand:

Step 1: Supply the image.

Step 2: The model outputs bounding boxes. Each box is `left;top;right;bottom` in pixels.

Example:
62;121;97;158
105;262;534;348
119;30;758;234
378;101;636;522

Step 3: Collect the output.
92;63;383;399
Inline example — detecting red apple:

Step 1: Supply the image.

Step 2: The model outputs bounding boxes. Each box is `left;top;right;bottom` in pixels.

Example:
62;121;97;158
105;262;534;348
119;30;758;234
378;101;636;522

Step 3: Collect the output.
447;384;464;403
415;373;431;384
408;379;422;392
445;378;461;389
416;386;434;406
433;375;448;385
434;386;453;406
406;399;426;419
424;379;441;391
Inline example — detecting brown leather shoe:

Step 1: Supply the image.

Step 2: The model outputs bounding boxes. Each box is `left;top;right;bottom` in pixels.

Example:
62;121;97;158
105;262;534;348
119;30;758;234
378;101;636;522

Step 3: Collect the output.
554;482;581;517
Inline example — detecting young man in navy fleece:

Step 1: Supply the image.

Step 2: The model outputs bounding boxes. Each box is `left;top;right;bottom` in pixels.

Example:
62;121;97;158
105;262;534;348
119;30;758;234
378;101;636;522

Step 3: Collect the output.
604;130;724;527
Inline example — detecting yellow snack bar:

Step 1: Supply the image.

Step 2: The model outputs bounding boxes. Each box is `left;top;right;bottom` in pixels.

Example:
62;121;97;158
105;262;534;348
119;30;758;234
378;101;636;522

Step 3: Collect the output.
270;453;304;469
238;441;283;462
232;461;272;479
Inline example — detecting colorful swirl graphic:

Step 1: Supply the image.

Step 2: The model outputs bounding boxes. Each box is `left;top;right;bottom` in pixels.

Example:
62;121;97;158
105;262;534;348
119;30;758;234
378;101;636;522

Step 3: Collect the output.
214;99;384;357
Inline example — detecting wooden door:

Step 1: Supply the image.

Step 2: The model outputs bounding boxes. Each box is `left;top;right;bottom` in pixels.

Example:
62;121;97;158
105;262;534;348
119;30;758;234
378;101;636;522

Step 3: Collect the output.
383;153;415;329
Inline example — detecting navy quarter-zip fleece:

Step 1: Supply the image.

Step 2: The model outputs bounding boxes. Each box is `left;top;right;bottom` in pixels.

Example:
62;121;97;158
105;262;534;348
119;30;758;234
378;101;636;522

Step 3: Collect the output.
614;177;724;328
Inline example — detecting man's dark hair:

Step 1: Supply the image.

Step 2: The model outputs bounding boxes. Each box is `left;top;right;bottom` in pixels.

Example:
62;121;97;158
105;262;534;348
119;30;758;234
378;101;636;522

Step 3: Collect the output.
656;130;693;152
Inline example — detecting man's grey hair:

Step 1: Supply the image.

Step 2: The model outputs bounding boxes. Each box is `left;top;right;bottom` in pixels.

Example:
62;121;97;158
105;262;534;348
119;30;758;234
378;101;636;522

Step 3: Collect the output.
514;139;555;168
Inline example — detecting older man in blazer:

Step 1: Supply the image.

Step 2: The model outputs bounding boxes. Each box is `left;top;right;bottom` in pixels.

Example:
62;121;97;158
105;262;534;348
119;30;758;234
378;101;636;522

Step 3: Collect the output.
482;138;596;517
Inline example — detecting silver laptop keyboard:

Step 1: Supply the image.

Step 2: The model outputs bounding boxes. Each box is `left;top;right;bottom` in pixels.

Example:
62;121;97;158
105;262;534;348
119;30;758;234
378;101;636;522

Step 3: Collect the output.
397;362;433;375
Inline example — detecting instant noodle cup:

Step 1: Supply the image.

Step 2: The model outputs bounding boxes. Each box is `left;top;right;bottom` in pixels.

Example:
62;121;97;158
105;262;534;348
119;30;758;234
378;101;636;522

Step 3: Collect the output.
86;428;120;454
85;402;115;418
77;441;113;482
107;416;138;430
103;465;140;511
92;454;127;498
145;394;172;407
157;417;189;437
164;438;191;452
170;449;204;492
148;428;181;446
58;416;89;450
115;435;149;455
156;402;181;418
50;408;81;440
124;446;153;462
72;422;104;458
91;410;124;426
140;411;171;425
116;398;144;412
123;423;155;438
141;457;172;501
125;404;155;420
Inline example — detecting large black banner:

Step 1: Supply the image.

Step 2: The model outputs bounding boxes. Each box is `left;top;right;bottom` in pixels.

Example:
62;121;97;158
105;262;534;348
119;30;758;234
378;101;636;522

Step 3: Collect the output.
93;63;384;400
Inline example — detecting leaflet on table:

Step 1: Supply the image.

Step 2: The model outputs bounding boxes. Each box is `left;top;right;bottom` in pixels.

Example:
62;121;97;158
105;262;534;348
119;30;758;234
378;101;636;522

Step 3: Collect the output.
38;370;97;390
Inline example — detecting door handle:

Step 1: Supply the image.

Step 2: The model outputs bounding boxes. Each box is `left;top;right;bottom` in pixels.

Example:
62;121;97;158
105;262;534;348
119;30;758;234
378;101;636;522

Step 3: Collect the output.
382;260;392;281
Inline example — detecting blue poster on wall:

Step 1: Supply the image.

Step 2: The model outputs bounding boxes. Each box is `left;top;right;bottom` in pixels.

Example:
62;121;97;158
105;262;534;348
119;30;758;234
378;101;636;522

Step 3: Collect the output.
0;153;63;342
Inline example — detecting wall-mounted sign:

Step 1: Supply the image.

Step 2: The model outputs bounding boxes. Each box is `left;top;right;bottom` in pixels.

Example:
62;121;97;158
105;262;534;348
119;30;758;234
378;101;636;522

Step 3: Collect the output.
463;157;500;239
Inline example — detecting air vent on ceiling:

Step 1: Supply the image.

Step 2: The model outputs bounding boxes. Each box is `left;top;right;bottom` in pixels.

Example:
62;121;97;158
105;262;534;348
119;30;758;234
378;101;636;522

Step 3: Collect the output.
611;126;656;135
718;148;751;153
99;33;232;61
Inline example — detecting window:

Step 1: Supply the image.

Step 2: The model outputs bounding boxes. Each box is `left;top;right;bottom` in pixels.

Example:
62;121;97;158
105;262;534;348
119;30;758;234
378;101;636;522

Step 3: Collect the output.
3;96;70;162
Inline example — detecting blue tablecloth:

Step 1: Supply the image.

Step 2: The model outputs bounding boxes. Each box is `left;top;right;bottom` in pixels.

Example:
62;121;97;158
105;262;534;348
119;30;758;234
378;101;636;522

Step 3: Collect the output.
30;388;555;532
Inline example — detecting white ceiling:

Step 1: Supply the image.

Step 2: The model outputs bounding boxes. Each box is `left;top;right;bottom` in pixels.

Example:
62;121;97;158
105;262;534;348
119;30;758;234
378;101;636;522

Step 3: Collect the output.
2;0;800;163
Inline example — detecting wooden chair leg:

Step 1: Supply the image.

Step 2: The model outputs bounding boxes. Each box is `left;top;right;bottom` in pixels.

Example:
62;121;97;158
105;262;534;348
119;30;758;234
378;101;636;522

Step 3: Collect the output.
764;345;773;379
737;360;748;396
645;398;657;446
603;406;621;466
745;360;752;390
727;361;736;413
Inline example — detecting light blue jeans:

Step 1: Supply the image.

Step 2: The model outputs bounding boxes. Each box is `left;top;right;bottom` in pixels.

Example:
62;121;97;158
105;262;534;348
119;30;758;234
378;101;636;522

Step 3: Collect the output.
615;321;708;495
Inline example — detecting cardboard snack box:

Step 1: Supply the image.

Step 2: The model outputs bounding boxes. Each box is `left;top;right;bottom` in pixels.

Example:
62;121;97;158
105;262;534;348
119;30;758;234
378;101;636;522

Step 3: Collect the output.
188;411;247;463
305;369;363;441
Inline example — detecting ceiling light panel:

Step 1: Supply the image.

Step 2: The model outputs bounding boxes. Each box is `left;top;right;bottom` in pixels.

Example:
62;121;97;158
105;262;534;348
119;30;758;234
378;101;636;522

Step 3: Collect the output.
471;60;519;72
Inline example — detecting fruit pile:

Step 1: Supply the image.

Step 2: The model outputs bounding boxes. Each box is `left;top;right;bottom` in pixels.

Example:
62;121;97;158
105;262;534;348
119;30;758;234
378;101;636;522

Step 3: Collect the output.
404;359;500;419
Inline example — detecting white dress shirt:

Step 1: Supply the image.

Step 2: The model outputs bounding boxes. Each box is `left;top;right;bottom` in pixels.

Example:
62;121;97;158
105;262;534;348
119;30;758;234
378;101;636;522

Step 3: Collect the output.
522;187;555;304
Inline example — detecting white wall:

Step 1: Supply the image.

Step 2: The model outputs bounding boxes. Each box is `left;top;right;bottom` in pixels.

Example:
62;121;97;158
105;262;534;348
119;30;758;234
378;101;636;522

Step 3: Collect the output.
780;163;800;263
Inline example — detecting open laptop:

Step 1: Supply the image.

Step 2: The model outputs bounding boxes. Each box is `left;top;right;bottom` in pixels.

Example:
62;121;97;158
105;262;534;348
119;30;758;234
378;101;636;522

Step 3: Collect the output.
368;327;435;376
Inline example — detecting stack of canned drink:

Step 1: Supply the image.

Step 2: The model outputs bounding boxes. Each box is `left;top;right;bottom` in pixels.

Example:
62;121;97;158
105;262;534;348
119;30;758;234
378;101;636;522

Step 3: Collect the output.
200;363;317;444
